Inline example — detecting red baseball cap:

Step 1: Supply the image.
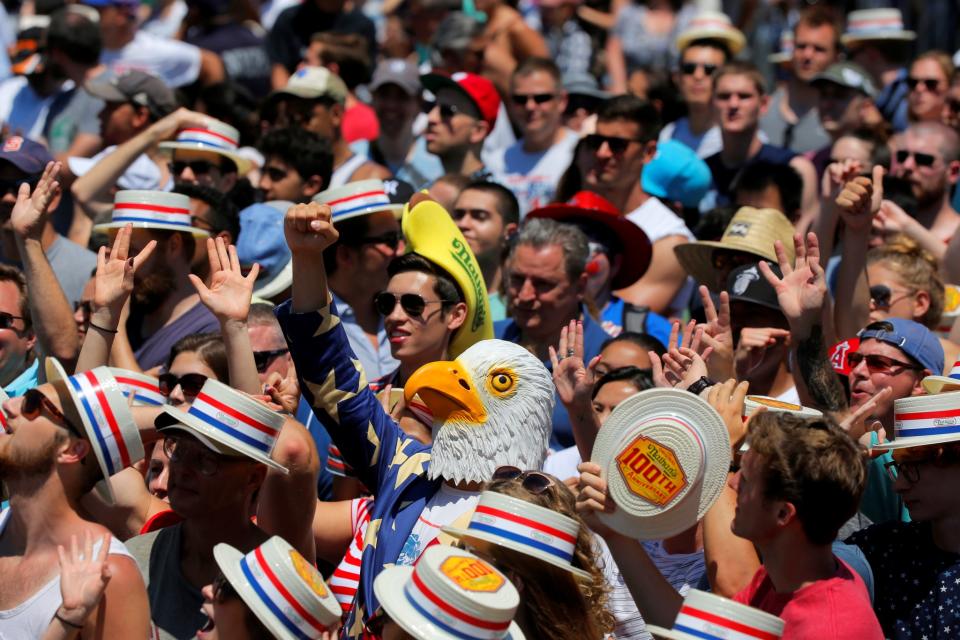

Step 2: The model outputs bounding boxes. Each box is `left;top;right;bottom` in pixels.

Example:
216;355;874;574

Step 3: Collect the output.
422;72;500;129
829;337;860;376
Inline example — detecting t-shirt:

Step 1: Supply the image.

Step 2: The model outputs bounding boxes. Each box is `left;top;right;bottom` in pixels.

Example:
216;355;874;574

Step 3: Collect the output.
266;4;375;72
0;76;67;141
705;144;798;204
733;558;883;639
329;497;374;614
847;521;960;638
625;197;695;316
186;23;270;98
491;129;579;216
101;31;201;89
45;81;103;155
659;118;723;160
46;234;97;307
395;483;479;566
130;301;220;371
759;87;831;154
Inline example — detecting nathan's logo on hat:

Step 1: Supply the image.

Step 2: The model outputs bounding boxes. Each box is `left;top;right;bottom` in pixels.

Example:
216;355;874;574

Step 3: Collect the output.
452;237;487;332
732;266;760;295
290;550;329;598
616;435;687;507
441;556;506;593
3;137;23;152
727;222;751;237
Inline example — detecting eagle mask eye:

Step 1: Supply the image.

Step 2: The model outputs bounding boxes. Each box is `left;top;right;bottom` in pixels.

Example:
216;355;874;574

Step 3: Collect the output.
487;369;517;398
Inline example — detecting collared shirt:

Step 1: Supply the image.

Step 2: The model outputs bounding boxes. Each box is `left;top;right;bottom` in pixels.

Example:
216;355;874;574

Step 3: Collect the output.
495;307;610;450
331;291;398;383
4;358;38;397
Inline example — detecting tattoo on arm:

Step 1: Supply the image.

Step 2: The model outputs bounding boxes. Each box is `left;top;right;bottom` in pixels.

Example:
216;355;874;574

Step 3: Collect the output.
797;324;848;413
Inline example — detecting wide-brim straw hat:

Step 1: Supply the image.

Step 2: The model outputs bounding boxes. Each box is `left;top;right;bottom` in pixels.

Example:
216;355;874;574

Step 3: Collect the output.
874;393;960;451
675;11;746;55
158;119;253;175
93;190;210;237
646;589;784;640
743;395;822;419
841;9;916;47
312;179;402;223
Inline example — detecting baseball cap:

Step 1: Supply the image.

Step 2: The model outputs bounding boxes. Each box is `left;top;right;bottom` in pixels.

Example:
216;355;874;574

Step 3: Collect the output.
370;58;420;96
726;262;782;312
563;71;608;101
0;136;53;175
422;72;500;129
236;202;294;300
812;62;878;99
857;318;944;375
829;337;861;376
641;140;712;208
383;178;415;215
272;66;347;104
85;71;177;119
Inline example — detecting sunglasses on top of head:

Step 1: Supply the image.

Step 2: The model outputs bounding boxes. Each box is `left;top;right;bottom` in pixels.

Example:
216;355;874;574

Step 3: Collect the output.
491;465;557;494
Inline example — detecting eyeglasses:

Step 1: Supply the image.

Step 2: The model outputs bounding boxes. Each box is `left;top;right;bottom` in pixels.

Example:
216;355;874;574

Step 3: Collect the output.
583;133;641;155
158;372;208;398
374;292;450;318
681;62;718;76
895;149;937;168
869;284;915;310
907;77;942;92
356;230;402;250
884;459;923;483
162;435;224;476
212;573;238;602
22;388;83;438
0;311;25;331
0;175;38;197
171;160;222;176
511;93;556;106
422;100;464;119
846;351;923;374
253;348;289;373
491;465;556;494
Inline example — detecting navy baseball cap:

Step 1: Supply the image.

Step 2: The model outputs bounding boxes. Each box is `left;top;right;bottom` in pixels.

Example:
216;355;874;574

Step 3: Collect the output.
858;318;944;375
727;262;782;312
0;136;53;175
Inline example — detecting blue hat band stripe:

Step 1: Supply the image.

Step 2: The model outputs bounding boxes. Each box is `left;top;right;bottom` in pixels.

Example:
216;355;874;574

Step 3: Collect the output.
68;376;116;476
175;138;233;150
467;522;572;561
331;202;390;220
240;558;311;640
188;408;273;453
122;391;164;405
673;624;724;640
112;215;193;227
898;424;960;437
405;592;485;640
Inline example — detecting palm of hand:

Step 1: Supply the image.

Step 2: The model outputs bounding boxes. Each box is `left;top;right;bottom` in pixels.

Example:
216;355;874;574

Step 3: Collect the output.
11;198;44;236
205;271;252;321
776;266;823;320
554;357;590;405
60;557;108;613
94;260;133;308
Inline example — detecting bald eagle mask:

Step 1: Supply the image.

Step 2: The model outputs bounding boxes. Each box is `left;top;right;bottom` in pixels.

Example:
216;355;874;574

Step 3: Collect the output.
404;339;555;484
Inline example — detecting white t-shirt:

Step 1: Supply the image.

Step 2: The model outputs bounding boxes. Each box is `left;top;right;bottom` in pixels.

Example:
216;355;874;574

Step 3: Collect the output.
543;445;582;481
102;30;201;88
396;484;479;566
626;197;695;315
492;128;579;216
0;76;69;141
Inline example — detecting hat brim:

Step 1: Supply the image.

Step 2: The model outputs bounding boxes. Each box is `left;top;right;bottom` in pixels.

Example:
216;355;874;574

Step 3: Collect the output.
84;80;129;104
158;142;254;176
872;431;960;451
155;406;289;473
767;52;792;63
841;31;916;46
93;220;211;237
590;388;730;540
676;29;746;55
334;204;404;223
374;566;525;640
673;240;778;292
441;526;593;580
921;376;960;395
527;205;652;289
254;259;293;300
645;624;700;639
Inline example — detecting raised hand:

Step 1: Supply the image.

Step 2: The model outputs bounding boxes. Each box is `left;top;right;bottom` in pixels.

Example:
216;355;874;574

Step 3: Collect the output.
94;224;157;319
734;326;791;376
835;387;891;442
650;321;713;389
265;369;300;414
706;378;749;455
56;531;113;628
575;462;618;539
821;159;863;201
11;160;61;241
284;202;339;256
758;232;826;338
697;286;735;381
835;165;884;232
189;237;259;324
549;319;601;408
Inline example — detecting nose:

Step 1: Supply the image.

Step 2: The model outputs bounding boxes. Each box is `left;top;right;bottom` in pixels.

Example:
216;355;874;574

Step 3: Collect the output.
728;469;741;491
200;584;215;602
168;384;187;407
394;238;406;255
179;165;196;182
517;277;537;302
596;141;614;159
427;104;442;124
155;464;170;496
386;297;408;322
73;306;86;327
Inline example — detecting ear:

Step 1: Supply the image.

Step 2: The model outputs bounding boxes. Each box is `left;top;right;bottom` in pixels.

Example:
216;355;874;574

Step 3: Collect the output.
947;160;960;185
220;173;238;193
330;103;345;128
758;94;771;116
302;174;325;199
574;270;588;299
335;243;356;270
247;463;268;493
502;221;518;240
774;500;797;528
913;290;931;318
58;437;91;465
132;106;151;130
913;369;933;393
556;91;569;114
469;119;491;146
642;140;657;164
446;302;468;332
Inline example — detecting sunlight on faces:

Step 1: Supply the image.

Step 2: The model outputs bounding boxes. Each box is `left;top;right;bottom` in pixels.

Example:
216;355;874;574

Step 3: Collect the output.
344;211;403;293
714;74;767;134
679;45;725;106
792;23;837;82
172;149;236;192
580;119;649;191
98;101;141;147
830;135;874;166
425;87;484;155
848;339;924;415
593;379;642;425
510;70;565;141
247;324;292;385
0;382;82;479
817;84;863;134
506;244;584;342
908;58;950;122
0;279;34;385
729;449;782;543
258;156;306;202
146;440;171;501
595;340;652;375
866;262;927;324
373;84;419;133
452;188;509;262
166;350;219;408
383;271;465;362
890;130;954;207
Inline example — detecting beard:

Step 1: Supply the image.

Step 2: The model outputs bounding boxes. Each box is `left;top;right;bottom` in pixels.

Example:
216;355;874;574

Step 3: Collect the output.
132;265;177;313
0;436;60;486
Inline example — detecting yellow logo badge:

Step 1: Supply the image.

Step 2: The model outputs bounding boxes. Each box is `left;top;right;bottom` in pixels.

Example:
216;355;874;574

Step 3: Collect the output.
290;550;329;598
440;556;504;593
616;436;687;507
747;395;802;411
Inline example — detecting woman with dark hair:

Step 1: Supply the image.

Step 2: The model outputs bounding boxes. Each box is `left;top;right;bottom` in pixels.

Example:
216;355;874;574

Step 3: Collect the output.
160;332;228;408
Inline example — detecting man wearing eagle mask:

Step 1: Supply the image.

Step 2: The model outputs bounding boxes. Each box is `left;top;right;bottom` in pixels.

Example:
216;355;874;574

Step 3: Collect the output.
275;193;555;636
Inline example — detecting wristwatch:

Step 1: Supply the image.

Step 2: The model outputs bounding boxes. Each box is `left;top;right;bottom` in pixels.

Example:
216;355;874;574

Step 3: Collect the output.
686;376;716;396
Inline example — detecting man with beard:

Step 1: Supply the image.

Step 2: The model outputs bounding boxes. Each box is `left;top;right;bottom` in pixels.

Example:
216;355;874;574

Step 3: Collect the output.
93;190;218;371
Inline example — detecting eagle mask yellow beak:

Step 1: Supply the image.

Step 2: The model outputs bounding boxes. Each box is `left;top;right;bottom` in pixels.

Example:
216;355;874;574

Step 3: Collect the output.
404;360;487;425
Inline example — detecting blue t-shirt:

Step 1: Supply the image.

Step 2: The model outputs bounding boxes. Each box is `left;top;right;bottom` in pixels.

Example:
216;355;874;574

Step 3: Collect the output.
4;358;39;397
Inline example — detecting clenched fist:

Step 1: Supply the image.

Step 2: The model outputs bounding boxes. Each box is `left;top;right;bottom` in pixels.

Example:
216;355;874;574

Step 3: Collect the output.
835;165;884;232
284;202;339;255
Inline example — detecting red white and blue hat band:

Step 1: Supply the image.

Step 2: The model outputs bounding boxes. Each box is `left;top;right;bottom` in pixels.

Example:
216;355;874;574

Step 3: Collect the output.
847;16;906;33
672;604;780;640
944;361;960;381
187;392;280;455
174;127;239;151
465;505;577;563
239;546;330;639
326;189;391;221
68;370;133;476
112;202;193;228
894;406;960;439
114;374;165;406
404;571;512;640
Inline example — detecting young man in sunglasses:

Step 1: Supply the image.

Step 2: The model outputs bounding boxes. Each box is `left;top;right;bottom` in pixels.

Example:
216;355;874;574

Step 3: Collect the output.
489;57;576;215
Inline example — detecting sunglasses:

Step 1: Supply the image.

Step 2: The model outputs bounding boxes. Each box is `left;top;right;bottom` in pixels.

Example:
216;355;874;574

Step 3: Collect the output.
680;62;718;76
253;348;289;373
907;77;942;92
171;160;222;176
895;149;937;168
0;311;24;331
491;465;556;494
869;284;915;310
22;388;83;438
422;100;464;119
356;230;402;250
583;133;640;155
511;93;556;106
374;292;449;317
846;351;923;374
0;175;38;197
158;372;208;398
163;435;224;476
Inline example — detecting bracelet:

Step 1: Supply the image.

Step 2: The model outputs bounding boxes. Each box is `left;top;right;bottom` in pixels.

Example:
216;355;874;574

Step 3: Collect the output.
88;321;118;334
686;376;716;396
55;610;84;629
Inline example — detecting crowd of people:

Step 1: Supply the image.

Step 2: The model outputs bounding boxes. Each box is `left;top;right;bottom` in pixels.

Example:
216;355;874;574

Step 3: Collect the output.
0;0;960;638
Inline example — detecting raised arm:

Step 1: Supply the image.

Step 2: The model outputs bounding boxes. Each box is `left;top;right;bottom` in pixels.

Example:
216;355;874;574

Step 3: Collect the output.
550;320;602;462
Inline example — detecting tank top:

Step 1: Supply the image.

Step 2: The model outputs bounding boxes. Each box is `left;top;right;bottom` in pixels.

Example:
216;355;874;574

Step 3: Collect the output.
329;153;370;188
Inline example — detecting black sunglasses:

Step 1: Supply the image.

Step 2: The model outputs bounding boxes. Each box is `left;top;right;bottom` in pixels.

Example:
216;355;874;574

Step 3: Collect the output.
158;372;208;398
511;93;556;106
895;149;937;168
584;133;640;155
907;77;942;92
375;292;450;317
422;100;464;119
680;62;718;76
491;465;556;494
869;284;915;309
356;230;402;250
171;160;222;176
253;348;289;373
0;311;24;331
0;175;38;197
22;388;83;438
846;351;923;373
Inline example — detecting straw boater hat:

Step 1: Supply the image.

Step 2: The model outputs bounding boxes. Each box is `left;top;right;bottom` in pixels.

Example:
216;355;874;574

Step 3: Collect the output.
646;589;784;640
874;392;960;451
46;360;145;502
374;545;525;640
312;179;402;223
214;536;341;640
402;197;494;359
673;207;796;292
154;378;289;473
675;11;746;55
93;190;210;237
526;191;652;290
922;361;960;395
936;284;960;338
108;368;165;406
442;491;592;580
841;9;916;47
591;388;730;540
158;119;253;175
